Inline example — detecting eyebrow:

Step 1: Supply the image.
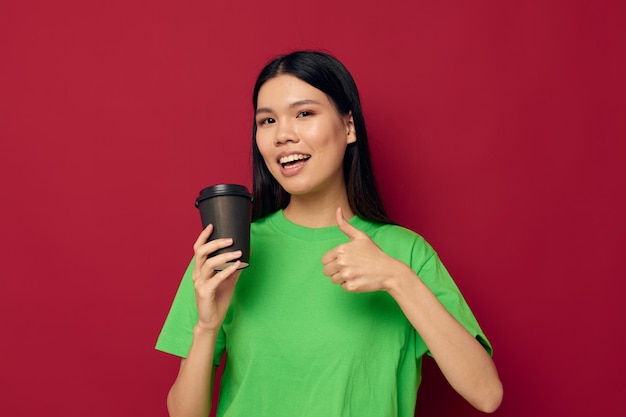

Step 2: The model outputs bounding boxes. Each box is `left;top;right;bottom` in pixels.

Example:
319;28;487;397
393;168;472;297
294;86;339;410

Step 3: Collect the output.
255;99;322;115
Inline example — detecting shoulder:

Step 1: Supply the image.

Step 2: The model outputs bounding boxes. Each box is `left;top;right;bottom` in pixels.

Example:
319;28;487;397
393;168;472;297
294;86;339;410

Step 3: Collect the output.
358;219;427;246
251;211;277;233
357;220;436;266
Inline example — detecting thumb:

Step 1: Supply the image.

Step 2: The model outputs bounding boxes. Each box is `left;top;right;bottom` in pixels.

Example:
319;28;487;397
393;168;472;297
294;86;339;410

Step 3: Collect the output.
336;207;365;241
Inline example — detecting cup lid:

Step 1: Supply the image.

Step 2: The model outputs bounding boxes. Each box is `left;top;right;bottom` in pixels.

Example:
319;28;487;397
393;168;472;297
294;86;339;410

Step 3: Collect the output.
195;184;252;207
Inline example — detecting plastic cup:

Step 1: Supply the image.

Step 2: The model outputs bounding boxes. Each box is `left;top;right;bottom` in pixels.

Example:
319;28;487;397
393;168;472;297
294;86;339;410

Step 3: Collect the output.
195;184;252;270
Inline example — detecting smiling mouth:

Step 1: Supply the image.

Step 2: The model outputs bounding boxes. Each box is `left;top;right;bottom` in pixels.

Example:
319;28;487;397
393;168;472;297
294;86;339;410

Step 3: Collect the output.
279;153;311;168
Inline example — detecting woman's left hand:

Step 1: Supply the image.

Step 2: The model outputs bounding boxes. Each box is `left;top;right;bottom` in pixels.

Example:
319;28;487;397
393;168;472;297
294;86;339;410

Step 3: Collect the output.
323;210;503;411
321;207;411;293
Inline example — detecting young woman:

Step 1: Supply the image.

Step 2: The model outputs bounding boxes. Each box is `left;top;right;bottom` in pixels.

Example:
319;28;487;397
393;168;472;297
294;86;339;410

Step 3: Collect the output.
156;51;503;417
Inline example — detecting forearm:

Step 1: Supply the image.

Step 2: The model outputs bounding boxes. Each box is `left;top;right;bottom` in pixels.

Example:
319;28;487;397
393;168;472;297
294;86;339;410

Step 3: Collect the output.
387;266;503;413
167;325;219;417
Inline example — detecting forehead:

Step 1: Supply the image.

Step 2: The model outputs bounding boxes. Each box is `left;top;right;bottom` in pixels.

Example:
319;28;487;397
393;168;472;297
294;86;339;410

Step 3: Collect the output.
256;74;331;108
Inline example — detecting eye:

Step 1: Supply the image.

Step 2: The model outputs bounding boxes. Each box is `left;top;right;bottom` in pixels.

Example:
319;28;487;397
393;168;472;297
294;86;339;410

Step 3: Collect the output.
297;111;313;118
257;117;275;126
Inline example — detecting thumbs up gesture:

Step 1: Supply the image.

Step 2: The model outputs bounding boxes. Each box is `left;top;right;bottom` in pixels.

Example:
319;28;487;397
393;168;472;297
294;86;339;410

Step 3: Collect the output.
321;207;410;293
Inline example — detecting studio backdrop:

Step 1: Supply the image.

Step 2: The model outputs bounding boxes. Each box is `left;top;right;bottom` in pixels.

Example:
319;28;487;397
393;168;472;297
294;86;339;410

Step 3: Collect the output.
1;1;624;416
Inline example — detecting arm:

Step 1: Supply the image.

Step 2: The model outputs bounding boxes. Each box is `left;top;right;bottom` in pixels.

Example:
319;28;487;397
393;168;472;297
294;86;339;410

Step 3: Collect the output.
166;225;243;417
167;331;219;417
387;263;503;413
322;208;503;413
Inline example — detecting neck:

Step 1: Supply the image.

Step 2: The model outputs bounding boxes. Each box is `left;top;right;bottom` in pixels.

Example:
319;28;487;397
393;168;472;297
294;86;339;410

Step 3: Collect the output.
283;191;354;228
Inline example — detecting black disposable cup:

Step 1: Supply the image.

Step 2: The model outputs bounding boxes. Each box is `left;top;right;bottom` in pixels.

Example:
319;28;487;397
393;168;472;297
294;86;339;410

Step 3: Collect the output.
195;184;253;270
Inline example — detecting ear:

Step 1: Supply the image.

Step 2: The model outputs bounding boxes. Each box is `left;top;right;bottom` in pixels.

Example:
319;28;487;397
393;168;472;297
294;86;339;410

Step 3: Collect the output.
345;112;357;144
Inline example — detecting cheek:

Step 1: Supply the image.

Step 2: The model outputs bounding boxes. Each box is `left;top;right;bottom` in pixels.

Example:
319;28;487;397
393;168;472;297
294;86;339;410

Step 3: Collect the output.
255;133;271;157
255;139;277;172
297;124;331;149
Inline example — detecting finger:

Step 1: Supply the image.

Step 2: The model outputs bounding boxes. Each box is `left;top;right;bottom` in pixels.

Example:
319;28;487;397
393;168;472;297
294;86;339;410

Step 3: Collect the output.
340;280;359;293
322;260;341;278
195;261;241;298
194;247;240;282
201;250;243;275
328;262;354;284
339;276;367;293
193;224;214;252
209;260;242;285
321;248;338;265
336;207;366;241
331;272;346;285
195;237;234;259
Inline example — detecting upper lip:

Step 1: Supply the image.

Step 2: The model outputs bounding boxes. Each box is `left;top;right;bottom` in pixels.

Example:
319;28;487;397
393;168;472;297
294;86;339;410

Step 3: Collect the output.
276;151;311;165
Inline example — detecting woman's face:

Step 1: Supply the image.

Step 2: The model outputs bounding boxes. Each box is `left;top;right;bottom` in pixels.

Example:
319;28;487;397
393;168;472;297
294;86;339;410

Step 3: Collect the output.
255;74;356;199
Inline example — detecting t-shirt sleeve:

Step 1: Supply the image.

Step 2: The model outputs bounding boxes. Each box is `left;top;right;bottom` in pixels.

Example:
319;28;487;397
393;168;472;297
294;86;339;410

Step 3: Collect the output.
411;243;493;359
155;258;226;366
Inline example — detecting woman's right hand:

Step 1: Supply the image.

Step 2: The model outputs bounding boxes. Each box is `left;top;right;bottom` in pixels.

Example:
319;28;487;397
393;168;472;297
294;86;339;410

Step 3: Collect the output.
192;224;243;332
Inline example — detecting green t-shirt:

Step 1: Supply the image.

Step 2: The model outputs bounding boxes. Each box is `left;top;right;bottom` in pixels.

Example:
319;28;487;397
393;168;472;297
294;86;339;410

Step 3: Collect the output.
156;210;491;417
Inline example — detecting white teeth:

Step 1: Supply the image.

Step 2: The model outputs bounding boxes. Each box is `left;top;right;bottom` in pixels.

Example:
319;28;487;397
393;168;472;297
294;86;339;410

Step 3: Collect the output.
279;154;310;165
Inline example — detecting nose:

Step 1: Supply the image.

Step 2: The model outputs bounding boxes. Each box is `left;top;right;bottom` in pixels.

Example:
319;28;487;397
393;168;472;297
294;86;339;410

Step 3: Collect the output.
274;120;299;146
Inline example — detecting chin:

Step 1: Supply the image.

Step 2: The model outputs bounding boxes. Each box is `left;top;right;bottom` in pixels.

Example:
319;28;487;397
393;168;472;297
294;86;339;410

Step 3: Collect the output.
280;186;312;196
277;181;318;197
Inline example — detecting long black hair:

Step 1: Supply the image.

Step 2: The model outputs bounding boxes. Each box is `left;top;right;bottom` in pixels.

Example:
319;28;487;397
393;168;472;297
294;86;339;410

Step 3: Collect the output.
251;50;392;224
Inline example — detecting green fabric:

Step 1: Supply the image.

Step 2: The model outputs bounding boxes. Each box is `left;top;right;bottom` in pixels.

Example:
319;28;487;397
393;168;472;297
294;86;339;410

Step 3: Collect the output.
156;210;492;417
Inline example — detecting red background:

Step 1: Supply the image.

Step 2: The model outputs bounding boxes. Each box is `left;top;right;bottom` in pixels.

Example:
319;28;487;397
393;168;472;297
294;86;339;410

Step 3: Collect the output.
1;1;624;416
